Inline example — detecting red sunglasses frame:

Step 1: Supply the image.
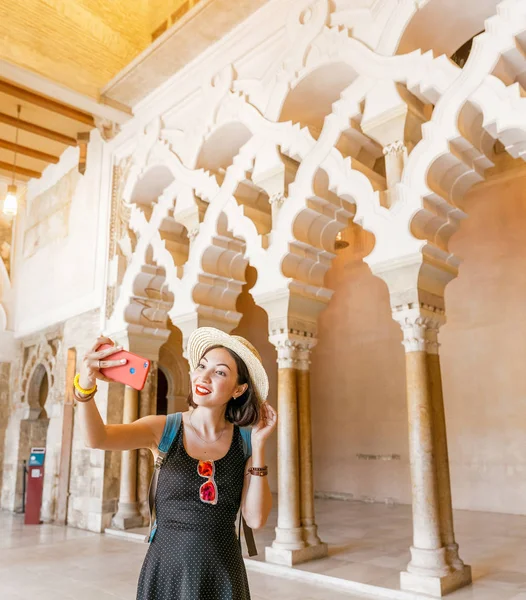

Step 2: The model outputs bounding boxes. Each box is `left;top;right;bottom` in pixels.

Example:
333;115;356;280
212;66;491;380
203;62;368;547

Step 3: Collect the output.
197;460;218;505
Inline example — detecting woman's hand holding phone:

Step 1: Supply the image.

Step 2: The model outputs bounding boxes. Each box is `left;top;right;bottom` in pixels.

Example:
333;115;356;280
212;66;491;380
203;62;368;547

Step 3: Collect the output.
79;336;127;390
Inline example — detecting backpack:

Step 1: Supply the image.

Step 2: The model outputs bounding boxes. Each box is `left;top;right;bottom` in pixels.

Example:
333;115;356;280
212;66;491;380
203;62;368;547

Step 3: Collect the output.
145;412;257;556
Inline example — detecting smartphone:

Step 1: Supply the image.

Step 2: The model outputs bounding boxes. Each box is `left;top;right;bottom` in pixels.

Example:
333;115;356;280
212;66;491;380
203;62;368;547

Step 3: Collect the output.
97;344;151;391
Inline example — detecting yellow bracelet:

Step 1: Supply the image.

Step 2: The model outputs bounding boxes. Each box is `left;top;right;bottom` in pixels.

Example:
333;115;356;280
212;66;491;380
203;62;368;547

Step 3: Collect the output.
74;373;97;396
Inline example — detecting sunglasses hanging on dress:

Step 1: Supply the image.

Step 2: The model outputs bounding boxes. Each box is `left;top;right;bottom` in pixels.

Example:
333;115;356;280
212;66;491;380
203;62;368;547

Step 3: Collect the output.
197;460;218;504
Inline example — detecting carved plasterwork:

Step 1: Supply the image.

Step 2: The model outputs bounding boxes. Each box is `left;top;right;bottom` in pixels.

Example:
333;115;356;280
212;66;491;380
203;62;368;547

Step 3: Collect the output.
104;0;526;343
105;155;136;320
392;303;445;354
269;329;318;370
94;117;121;142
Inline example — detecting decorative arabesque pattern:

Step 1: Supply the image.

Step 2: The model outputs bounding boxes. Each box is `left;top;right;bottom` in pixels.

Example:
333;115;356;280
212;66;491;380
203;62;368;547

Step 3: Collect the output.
104;0;526;338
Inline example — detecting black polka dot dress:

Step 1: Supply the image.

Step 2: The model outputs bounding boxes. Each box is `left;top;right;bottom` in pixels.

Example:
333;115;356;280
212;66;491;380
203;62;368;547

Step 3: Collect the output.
137;423;251;600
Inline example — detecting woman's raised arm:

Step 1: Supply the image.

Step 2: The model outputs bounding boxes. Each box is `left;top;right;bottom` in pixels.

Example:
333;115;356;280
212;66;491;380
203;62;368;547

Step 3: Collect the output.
76;336;166;452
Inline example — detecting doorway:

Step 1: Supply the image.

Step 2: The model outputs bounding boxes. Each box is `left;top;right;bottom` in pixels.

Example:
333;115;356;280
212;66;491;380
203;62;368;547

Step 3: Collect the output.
156;367;168;415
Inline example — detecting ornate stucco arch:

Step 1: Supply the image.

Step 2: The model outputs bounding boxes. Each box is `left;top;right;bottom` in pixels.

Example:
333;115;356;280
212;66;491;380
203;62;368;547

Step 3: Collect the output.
401;3;526;265
19;338;60;419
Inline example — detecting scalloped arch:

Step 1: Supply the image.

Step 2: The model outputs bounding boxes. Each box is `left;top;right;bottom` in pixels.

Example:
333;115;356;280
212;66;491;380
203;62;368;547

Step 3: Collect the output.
278;61;358;137
194;121;253;174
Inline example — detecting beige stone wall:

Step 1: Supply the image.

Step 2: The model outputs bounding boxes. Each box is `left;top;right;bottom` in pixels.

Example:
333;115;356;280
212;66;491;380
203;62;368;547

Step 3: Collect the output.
63;308;124;532
311;225;410;505
440;173;526;514
0;307;126;531
309;173;526;515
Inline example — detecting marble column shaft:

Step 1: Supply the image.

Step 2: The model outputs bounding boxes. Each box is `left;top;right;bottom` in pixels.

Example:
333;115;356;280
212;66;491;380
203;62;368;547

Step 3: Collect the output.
266;334;328;565
274;365;305;548
396;310;471;596
112;385;142;529
404;349;449;575
296;345;324;551
138;363;157;522
426;338;465;571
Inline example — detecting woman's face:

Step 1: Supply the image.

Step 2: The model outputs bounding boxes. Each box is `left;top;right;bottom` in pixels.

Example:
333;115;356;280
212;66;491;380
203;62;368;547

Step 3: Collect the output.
190;347;247;408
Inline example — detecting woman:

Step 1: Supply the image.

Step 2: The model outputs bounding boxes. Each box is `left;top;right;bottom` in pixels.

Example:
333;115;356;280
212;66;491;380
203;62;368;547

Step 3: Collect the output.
74;327;277;600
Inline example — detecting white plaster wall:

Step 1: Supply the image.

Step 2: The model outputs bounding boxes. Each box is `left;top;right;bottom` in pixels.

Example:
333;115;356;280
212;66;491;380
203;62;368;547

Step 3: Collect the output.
11;133;109;337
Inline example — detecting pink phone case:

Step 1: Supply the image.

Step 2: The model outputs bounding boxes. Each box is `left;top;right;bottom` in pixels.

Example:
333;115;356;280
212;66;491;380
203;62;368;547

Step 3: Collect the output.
97;344;151;391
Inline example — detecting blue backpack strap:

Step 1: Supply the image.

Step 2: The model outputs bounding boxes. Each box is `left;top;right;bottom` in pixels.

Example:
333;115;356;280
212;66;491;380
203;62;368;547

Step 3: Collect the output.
158;412;182;453
145;413;182;543
238;426;257;556
239;427;252;461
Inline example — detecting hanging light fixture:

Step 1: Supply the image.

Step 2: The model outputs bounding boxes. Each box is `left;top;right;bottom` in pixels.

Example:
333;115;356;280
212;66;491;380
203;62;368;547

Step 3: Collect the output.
2;104;22;217
334;230;349;250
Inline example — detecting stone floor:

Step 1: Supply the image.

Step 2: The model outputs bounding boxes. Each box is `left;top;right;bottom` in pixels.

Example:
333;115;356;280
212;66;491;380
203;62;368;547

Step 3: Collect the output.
2;497;526;600
245;497;526;600
0;510;376;600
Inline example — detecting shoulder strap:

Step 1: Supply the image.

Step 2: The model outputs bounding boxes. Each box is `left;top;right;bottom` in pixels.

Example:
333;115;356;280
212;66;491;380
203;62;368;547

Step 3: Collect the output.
239;426;252;460
237;426;257;557
158;412;182;453
145;413;182;543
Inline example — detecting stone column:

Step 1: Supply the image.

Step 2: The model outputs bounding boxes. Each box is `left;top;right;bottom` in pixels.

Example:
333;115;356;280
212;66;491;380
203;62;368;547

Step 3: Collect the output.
426;325;471;577
266;338;304;560
296;341;327;556
266;333;327;566
394;308;471;597
112;385;143;529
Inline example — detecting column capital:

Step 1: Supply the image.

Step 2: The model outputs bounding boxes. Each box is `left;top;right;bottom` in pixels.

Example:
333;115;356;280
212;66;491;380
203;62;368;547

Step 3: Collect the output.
392;304;445;354
269;192;285;208
269;330;317;369
382;140;406;156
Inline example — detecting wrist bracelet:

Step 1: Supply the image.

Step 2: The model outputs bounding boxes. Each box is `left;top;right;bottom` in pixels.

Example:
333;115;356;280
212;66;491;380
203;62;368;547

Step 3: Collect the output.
74;373;97;396
73;387;96;403
248;466;268;477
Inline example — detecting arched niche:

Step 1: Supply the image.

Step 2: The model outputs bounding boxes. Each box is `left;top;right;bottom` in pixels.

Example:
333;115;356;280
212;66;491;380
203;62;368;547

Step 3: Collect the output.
159;325;190;415
27;363;50;421
15;364;51;511
156;367;169;416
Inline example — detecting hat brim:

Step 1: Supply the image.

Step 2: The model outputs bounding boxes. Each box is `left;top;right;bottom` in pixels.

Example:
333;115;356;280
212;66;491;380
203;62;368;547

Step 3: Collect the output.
187;328;269;403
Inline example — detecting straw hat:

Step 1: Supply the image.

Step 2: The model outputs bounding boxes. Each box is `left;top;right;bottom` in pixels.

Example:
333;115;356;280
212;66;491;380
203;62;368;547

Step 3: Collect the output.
187;327;269;403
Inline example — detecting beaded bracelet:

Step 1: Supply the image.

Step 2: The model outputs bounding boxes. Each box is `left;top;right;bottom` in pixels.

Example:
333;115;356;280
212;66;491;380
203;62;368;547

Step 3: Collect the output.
74;373;97;396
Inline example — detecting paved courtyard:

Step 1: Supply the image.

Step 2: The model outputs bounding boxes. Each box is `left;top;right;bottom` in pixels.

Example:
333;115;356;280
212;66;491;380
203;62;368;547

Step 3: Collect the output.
2;496;526;600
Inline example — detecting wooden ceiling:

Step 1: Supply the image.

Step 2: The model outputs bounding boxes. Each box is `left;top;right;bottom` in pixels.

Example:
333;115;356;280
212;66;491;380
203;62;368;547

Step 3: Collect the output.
0;78;96;182
0;57;135;186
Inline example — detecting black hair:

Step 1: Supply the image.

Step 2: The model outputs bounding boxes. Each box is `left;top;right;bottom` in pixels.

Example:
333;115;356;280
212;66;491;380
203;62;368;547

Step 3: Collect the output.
187;345;260;427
